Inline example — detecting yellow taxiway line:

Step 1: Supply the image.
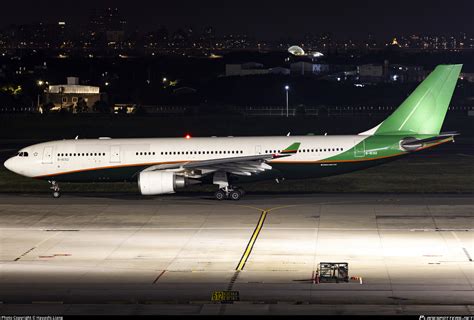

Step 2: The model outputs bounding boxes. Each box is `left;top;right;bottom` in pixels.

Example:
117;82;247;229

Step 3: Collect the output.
236;210;268;271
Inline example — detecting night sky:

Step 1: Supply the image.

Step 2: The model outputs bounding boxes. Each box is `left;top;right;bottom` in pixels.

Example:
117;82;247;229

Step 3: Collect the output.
1;0;473;39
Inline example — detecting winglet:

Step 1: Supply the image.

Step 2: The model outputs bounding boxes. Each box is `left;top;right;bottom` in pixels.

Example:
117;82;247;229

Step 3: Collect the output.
280;142;300;155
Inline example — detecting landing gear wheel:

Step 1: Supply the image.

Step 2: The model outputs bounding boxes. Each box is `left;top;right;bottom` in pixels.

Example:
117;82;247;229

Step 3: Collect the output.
229;190;241;201
49;180;61;199
215;190;226;201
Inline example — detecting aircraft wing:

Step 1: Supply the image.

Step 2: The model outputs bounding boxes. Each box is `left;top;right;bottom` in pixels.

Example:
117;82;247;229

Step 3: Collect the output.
142;142;300;176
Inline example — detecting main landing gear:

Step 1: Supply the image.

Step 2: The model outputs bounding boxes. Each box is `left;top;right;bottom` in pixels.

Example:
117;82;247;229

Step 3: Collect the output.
213;171;245;201
49;180;61;198
214;186;246;201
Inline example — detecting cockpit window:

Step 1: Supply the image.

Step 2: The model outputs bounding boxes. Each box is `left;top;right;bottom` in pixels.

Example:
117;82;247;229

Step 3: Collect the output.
17;152;29;157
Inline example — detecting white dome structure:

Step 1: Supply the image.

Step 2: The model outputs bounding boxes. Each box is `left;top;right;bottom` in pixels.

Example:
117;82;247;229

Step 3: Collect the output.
288;45;305;56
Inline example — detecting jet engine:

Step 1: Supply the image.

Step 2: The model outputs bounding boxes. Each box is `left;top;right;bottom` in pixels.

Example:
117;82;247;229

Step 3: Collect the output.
138;171;187;195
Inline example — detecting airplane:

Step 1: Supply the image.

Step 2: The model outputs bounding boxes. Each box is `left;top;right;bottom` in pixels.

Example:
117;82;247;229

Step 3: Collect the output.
3;64;462;200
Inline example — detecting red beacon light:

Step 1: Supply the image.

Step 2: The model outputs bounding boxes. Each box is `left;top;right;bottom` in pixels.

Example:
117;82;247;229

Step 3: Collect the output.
185;134;191;139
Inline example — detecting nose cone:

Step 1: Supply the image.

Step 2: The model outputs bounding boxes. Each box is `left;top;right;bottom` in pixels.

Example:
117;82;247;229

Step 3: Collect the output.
4;157;20;175
4;157;14;172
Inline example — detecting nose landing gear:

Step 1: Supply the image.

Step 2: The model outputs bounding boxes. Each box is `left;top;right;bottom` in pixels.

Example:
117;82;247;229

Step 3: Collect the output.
49;180;61;198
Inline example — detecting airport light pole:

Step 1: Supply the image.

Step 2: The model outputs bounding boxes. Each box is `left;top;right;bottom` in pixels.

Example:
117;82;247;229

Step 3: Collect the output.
284;85;289;117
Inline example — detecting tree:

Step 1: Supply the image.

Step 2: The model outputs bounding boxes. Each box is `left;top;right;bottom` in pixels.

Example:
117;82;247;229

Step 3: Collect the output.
92;100;110;113
41;102;54;114
75;97;88;113
134;105;147;115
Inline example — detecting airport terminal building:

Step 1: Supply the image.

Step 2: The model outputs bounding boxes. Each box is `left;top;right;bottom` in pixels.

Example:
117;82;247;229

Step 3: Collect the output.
43;77;102;112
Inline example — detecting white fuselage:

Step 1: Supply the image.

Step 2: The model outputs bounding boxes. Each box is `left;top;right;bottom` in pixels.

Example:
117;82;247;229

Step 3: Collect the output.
4;135;364;180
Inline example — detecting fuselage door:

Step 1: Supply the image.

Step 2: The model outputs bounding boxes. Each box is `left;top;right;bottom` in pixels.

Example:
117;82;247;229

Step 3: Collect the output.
110;145;121;163
354;140;366;158
42;146;53;164
255;145;262;155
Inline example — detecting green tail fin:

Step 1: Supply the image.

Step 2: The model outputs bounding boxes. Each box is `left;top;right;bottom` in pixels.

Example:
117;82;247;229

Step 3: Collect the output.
367;64;462;135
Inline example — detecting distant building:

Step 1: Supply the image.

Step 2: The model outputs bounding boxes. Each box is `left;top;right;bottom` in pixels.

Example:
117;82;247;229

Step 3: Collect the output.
288;45;306;56
389;65;426;83
44;77;102;112
88;7;127;47
356;64;386;83
225;63;270;76
356;63;425;83
357;64;384;78
290;62;329;76
268;67;290;75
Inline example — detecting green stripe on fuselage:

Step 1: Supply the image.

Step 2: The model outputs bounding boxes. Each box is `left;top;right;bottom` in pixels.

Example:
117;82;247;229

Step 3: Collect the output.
323;135;404;162
322;134;447;163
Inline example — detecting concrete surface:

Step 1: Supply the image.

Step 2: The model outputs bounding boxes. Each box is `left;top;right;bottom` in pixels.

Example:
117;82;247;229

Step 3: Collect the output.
0;193;472;315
